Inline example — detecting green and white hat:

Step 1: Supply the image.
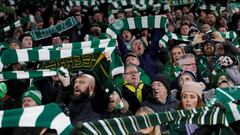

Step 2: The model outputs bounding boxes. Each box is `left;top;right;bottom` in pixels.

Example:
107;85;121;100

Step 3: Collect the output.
0;82;7;99
22;86;42;105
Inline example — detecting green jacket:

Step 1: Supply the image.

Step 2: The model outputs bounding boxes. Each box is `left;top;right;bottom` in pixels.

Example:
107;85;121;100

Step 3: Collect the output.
163;61;181;82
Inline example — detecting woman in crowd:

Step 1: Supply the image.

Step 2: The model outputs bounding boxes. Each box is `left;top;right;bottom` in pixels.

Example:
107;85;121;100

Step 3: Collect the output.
135;106;161;135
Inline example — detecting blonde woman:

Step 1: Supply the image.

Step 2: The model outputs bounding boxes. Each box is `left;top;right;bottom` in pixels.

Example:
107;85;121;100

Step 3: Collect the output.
135;106;161;135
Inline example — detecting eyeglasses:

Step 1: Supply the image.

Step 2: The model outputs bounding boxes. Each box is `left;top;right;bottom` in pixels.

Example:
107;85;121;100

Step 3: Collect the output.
124;71;139;75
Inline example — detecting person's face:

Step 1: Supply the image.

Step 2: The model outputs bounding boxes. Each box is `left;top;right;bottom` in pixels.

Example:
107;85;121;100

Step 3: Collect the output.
180;58;197;74
179;74;194;88
22;97;38;108
125;56;139;65
141;29;148;38
187;12;195;22
203;43;215;56
152;81;168;101
90;26;101;36
218;27;227;32
182;92;198;110
172;47;183;64
175;9;182;19
124;66;140;86
108;91;121;112
22;36;33;48
206;14;216;25
75;15;82;23
93;12;103;22
136;111;154;134
10;42;20;49
74;76;91;96
131;40;145;56
168;24;175;32
199;11;206;20
221;11;229;19
219;17;227;26
182;6;189;14
180;25;190;35
201;24;211;33
167;12;174;22
52;36;62;45
63;39;70;43
117;12;125;19
122;30;133;42
216;44;225;55
37;21;44;29
49;17;55;25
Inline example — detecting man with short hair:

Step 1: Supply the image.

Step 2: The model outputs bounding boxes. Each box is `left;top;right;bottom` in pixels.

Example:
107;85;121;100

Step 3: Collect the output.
20;34;33;49
178;54;197;74
114;52;151;87
122;64;151;113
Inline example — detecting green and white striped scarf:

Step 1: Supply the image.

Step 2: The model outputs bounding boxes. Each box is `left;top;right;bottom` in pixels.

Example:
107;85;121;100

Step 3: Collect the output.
106;15;168;39
0;15;35;33
29;16;79;41
0;47;114;65
132;2;171;12
159;31;194;47
112;0;154;9
110;0;170;16
69;0;96;7
81;106;228;135
0;69;58;81
158;31;239;47
0;39;124;79
220;31;239;48
0;39;115;71
98;0;114;3
32;39;114;50
199;4;227;16
68;0;98;12
171;0;203;6
228;2;240;14
0;103;73;135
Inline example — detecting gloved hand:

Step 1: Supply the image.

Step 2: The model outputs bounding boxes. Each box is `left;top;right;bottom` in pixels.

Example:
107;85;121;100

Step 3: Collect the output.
58;67;70;87
218;56;234;68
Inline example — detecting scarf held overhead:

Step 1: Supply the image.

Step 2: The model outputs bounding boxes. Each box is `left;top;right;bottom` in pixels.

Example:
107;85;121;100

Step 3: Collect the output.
30;16;79;41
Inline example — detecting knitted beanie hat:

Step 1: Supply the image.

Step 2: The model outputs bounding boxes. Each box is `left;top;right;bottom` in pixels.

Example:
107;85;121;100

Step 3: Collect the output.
152;74;170;91
22;86;42;105
0;82;7;99
181;82;205;99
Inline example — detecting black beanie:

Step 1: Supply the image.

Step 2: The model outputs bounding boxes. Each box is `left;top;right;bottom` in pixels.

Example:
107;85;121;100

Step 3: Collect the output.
152;74;170;91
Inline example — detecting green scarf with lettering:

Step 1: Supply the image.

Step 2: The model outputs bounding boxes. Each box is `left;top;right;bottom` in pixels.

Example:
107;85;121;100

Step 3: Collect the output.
29;16;79;41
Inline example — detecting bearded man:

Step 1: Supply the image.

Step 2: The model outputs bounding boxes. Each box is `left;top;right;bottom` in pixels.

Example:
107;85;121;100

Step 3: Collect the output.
57;68;101;125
